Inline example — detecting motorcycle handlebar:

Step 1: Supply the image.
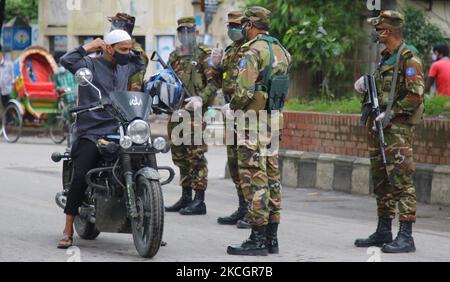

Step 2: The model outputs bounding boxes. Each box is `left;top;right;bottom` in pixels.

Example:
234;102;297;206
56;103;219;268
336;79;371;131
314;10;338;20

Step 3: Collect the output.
69;102;102;115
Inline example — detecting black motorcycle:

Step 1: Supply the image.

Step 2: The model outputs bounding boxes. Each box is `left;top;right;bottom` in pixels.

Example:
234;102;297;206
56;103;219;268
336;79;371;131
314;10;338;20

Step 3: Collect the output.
52;68;175;258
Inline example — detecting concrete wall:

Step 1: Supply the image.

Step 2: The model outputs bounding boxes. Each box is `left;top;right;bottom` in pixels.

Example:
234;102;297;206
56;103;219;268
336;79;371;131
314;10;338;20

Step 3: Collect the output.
37;0;242;75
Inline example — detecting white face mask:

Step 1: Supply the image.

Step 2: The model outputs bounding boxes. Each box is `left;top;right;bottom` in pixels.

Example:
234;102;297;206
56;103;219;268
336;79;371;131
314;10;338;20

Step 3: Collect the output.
432;54;438;61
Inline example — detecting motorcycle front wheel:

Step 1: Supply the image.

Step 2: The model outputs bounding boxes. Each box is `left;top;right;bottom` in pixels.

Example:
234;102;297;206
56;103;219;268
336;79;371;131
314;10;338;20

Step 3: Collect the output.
131;177;164;258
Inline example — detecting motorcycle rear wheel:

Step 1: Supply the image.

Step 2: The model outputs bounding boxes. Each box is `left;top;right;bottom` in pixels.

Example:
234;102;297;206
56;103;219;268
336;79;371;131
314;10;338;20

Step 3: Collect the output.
131;177;164;258
74;215;100;240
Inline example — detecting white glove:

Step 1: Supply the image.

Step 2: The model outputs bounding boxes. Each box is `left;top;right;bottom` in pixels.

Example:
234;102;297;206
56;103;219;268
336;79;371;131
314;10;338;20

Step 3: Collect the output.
211;48;224;68
221;103;234;120
372;112;386;131
221;103;230;114
354;76;366;94
184;96;203;112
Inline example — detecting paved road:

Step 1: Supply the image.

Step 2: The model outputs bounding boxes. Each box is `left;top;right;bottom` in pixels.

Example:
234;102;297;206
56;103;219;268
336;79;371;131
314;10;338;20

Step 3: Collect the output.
0;137;449;262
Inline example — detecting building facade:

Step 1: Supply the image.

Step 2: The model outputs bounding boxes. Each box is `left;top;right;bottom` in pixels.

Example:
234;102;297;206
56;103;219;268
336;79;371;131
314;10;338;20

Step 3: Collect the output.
38;0;242;75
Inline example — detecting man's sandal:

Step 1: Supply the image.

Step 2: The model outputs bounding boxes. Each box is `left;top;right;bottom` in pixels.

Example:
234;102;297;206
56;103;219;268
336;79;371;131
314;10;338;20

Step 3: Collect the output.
57;235;73;249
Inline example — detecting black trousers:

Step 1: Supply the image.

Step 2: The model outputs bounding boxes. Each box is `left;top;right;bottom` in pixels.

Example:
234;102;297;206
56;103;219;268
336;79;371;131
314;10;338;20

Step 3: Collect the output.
64;138;101;216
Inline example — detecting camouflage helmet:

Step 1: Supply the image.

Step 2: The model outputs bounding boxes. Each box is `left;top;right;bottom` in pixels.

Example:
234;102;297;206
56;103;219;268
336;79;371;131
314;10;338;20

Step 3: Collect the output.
226;11;243;25
241;6;271;29
177;17;196;29
367;10;404;29
108;12;136;35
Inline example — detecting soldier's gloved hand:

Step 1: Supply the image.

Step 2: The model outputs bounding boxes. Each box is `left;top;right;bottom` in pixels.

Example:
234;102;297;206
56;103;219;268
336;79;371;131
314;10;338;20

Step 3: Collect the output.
372;112;386;131
354;76;366;94
210;48;224;68
184;96;203;112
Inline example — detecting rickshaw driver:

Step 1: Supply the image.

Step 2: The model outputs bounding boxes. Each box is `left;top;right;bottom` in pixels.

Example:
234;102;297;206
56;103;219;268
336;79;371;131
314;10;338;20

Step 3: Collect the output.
57;29;145;249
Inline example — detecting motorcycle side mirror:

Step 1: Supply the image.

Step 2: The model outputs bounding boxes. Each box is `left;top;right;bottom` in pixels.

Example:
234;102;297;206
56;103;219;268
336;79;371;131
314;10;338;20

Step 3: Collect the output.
75;67;103;101
75;68;94;87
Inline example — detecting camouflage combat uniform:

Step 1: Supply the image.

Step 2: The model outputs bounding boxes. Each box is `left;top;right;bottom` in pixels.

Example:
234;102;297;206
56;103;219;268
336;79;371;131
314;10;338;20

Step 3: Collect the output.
222;41;246;196
367;12;424;223
167;17;218;192
128;41;148;91
370;45;424;222
230;12;291;227
355;11;424;253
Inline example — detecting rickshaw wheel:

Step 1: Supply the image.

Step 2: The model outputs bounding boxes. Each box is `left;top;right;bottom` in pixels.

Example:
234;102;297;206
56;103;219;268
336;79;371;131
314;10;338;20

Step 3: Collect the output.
49;117;67;144
2;104;23;144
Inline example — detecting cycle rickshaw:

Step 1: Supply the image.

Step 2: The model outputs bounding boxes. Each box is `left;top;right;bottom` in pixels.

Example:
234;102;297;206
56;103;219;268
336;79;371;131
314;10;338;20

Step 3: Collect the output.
1;46;74;144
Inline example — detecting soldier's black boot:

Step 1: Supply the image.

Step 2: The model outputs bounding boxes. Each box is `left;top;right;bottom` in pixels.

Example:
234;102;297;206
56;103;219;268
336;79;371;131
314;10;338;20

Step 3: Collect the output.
382;221;416;253
217;194;247;225
354;217;393;247
266;223;279;254
227;226;268;256
165;187;192;212
179;190;207;215
236;213;251;229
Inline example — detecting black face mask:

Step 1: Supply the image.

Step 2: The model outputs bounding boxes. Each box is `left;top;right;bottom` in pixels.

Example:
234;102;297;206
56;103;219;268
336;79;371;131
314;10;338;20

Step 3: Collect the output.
113;51;131;65
371;31;380;43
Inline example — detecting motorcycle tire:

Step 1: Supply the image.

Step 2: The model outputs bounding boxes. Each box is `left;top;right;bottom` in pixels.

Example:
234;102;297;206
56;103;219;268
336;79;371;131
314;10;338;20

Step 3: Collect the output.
131;177;164;258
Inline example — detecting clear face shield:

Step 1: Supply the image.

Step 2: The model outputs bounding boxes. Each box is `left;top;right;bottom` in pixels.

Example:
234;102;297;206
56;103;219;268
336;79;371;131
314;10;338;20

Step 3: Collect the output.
176;27;197;56
110;20;135;35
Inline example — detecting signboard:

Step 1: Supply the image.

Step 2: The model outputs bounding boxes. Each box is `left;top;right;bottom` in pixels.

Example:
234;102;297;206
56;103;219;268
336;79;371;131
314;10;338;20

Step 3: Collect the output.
2;27;32;51
156;35;175;71
31;24;40;46
12;27;32;50
2;27;14;51
54;36;68;52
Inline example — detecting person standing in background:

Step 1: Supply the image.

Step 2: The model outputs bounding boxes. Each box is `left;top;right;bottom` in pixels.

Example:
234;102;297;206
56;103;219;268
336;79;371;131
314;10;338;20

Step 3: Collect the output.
427;44;450;97
0;45;14;108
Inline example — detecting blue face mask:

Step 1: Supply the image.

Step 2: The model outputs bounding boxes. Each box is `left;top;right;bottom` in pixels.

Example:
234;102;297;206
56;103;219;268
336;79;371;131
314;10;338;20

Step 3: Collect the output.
432;53;438;62
227;27;244;42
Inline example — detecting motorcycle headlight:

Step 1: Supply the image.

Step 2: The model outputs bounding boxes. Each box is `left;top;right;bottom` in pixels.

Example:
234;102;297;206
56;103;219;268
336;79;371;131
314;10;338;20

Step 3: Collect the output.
153;137;167;151
127;120;150;145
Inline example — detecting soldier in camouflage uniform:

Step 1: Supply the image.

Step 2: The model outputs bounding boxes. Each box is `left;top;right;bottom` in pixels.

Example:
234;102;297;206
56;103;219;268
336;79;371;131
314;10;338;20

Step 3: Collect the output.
165;17;219;216
226;7;291;256
211;11;251;229
354;11;424;253
108;13;148;91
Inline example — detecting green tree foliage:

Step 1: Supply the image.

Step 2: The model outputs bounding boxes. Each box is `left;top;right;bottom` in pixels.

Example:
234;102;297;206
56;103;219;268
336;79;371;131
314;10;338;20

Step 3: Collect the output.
402;6;445;60
242;0;366;99
5;0;38;22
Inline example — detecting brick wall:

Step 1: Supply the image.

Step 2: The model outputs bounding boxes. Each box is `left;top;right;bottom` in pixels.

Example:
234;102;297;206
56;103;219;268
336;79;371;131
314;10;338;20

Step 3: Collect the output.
281;111;450;166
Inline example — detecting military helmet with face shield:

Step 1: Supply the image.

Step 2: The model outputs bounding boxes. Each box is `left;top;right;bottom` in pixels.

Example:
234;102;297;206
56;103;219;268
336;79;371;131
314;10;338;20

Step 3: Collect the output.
145;69;183;113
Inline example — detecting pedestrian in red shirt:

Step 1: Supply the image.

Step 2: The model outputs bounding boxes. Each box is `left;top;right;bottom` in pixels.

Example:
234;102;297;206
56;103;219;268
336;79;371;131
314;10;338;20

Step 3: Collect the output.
427;44;450;97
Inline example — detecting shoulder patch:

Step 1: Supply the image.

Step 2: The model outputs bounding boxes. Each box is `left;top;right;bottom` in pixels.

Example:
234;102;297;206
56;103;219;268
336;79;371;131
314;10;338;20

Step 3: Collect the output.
239;58;247;69
406;67;416;77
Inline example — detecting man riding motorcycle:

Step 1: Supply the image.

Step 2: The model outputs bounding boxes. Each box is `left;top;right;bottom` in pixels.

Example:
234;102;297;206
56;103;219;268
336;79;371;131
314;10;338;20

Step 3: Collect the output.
57;29;145;249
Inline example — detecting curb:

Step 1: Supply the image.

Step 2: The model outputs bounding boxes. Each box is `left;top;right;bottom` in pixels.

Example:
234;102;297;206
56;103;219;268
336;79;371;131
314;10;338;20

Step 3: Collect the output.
278;150;450;206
